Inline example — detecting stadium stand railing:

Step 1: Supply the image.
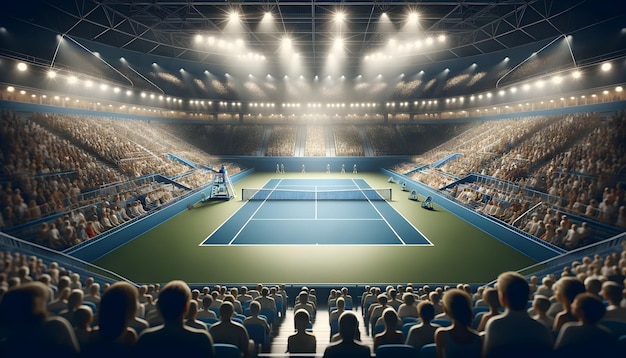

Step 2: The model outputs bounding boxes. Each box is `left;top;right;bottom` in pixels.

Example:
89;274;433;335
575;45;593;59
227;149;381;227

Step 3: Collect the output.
0;232;135;285
491;231;626;286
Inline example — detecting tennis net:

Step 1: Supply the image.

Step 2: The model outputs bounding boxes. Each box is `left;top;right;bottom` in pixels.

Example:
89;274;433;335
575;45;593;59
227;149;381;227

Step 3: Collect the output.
241;188;392;201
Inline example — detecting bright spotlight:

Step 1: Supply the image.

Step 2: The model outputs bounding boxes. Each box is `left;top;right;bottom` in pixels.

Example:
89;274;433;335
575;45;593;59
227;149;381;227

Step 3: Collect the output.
408;12;418;22
16;62;27;72
194;34;203;43
617;86;624;92
552;75;562;84
264;12;273;20
68;76;77;84
7;86;14;92
601;62;612;72
228;11;240;22
282;37;292;47
572;70;581;79
438;34;446;42
85;80;93;88
335;12;346;22
47;70;57;79
425;37;434;45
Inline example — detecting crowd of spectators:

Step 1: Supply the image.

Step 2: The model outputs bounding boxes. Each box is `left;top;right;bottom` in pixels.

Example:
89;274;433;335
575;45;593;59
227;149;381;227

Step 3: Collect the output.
333;125;364;156
229;125;264;155
396;112;626;249
1;110;243;249
365;125;405;155
1;240;625;357
305;125;326;157
266;126;296;156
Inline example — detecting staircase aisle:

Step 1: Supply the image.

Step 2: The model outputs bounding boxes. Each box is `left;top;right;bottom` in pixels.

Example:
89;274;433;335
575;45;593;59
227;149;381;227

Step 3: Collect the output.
268;306;374;356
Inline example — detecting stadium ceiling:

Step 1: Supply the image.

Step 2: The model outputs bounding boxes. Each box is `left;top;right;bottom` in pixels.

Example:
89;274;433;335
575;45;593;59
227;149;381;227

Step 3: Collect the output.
3;0;626;72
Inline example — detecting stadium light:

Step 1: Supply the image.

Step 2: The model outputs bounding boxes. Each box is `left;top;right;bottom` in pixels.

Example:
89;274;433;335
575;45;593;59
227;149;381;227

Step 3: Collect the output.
16;62;27;71
601;62;612;71
47;70;57;79
334;12;346;22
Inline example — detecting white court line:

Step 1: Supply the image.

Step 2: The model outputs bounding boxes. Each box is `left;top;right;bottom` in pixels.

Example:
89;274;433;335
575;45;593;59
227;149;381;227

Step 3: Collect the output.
250;218;385;221
228;178;283;245
352;178;407;245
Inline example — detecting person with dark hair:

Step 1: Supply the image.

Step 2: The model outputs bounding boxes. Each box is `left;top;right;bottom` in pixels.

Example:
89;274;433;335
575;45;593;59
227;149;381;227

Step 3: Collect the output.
287;309;316;356
209;301;253;358
483;272;553;358
406;301;438;351
84;281;141;357
553;277;586;331
434;288;481;358
0;281;79;357
554;293;617;357
136;280;215;357
374;308;404;350
322;311;370;358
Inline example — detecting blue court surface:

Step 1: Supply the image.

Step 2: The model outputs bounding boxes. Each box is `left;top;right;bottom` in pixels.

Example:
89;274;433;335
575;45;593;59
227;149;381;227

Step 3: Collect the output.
201;178;432;246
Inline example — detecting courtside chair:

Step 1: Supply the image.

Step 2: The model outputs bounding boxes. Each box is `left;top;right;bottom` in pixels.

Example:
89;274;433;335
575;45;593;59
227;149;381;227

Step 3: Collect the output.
375;344;418;358
214;343;240;358
419;343;437;358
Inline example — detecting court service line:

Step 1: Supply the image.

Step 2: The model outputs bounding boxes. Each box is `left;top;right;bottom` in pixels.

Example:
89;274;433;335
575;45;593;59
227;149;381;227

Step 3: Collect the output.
228;178;283;245
352;179;407;245
250;218;385;221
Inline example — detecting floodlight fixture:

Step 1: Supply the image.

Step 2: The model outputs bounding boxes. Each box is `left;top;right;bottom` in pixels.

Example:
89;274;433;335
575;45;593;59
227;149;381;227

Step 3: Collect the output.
17;62;27;71
601;62;612;72
334;11;346;22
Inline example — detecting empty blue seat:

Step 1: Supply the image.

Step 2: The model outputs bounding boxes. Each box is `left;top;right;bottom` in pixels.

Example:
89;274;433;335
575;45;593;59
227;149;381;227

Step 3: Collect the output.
244;323;269;347
375;344;418;358
419;343;437;358
214;343;240;358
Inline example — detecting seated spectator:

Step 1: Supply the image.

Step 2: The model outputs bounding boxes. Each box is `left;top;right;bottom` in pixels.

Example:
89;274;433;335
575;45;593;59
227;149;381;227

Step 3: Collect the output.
209;301;253;358
477;287;501;332
601;281;626;322
287;309;316;356
406;301;438;351
323;311;370;358
554;293;617;357
136;280;215;357
531;295;554;329
243;301;270;336
59;289;84;326
197;295;217;320
73;305;96;350
483;272;553;358
397;292;418;319
85;281;140;358
329;297;346;325
374;307;404;350
553;277;586;331
184;300;209;332
0;281;79;356
435;288;481;358
294;291;315;321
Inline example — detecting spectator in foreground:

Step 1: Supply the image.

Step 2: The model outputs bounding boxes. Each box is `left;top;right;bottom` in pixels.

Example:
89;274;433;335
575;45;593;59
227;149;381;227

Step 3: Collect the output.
483;272;553;358
286;309;316;356
434;288;481;358
323;311;370;358
406;301;438;351
209;301;253;358
373;307;404;350
553;277;586;331
135;280;215;357
554;293;617;357
0;281;79;357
